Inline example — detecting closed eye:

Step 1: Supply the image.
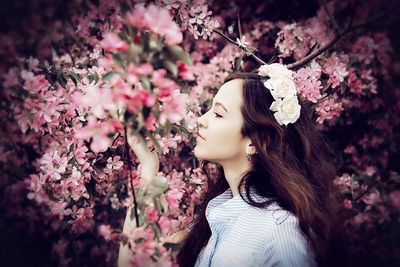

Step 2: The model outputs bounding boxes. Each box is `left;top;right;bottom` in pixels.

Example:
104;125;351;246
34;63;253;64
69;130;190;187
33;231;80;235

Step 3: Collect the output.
214;112;222;118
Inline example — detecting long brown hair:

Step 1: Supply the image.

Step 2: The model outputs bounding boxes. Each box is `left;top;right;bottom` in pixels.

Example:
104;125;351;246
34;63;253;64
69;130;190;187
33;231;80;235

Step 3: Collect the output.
177;72;344;266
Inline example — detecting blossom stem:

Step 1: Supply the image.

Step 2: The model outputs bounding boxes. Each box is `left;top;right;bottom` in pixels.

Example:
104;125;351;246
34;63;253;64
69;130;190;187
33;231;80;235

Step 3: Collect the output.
123;126;139;227
212;28;268;65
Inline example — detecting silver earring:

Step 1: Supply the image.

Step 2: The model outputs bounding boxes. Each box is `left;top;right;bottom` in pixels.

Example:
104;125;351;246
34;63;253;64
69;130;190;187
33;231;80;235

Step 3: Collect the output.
245;153;252;161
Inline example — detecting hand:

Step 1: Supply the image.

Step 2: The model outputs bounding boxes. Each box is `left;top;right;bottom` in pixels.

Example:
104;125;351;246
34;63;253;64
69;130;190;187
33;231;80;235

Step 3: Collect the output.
127;130;160;186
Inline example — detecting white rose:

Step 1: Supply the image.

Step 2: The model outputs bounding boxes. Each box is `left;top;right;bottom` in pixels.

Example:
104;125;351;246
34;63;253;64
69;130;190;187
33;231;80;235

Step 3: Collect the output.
269;96;301;126
264;76;297;100
258;63;293;79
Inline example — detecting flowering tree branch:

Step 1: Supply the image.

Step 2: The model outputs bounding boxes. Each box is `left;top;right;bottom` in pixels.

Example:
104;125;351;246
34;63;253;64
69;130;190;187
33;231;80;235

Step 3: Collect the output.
212;4;395;71
212;28;268;65
287;4;397;70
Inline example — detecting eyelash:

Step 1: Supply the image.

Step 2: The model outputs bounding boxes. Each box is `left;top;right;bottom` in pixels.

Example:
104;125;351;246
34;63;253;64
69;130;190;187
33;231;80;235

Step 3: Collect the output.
214;112;222;118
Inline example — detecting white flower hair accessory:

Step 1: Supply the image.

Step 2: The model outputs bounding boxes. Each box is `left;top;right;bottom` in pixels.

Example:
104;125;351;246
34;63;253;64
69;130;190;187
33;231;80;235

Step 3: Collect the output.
258;63;301;126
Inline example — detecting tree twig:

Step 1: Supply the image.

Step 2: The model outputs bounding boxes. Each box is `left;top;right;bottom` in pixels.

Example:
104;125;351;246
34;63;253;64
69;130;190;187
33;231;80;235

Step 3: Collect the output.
212;28;268;65
211;3;395;71
287;5;394;70
319;0;339;33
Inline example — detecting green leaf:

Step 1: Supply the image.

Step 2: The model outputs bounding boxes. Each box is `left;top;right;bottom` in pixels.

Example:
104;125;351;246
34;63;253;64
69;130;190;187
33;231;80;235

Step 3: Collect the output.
102;71;118;81
127;43;142;64
119;31;130;43
177;124;190;135
234;56;243;71
68;156;76;165
152;221;162;239
163;60;178;77
67;143;75;155
68;71;80;87
142;32;151;51
139;76;151;90
57;74;68;89
166;45;193;66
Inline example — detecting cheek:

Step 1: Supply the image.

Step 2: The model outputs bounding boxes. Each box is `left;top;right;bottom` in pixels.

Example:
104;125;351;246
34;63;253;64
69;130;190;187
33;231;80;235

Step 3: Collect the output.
194;122;243;160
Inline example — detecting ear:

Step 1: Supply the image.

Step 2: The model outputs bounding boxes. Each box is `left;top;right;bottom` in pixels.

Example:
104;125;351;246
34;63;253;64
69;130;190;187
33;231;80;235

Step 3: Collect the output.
245;138;257;155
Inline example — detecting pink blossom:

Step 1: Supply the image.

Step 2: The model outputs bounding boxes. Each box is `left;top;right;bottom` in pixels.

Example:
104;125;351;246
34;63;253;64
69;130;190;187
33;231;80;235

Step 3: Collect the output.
179;4;219;40
353;213;373;228
333;173;359;192
126;4;182;45
344;145;356;154
362;189;381;207
177;60;195;81
275;23;314;60
323;52;349;88
347;67;363;95
315;94;343;124
68;206;94;234
98;224;113;240
343;199;353;209
145;208;158;221
166;188;183;208
26;173;49;204
158;215;172;235
364;166;377;176
128;63;153;76
73;83;117;119
75;118;116;153
3;67;19;88
40;151;68;181
294;62;323;103
373;32;393;69
21;71;49;94
103;156;123;174
100;33;128;52
65;205;85;220
126;88;156;114
155;133;182;155
50;201;70;220
152;69;178;98
352;36;376;65
389;191;400;210
145;113;157;131
159;91;188;125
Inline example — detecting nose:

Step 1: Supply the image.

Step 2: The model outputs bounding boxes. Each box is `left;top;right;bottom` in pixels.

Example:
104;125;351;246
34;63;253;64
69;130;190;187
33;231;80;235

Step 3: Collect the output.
197;111;208;129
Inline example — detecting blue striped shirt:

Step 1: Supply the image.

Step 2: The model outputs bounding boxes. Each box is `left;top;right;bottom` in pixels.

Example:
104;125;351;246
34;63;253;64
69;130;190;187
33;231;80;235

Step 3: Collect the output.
194;188;317;267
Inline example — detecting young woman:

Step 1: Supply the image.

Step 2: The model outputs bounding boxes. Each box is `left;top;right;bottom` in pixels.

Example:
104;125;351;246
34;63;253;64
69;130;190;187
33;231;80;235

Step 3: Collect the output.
119;66;341;267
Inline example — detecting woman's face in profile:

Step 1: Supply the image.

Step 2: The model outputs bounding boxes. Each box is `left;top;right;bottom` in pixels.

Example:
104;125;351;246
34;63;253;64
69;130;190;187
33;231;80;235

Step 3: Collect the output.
194;79;249;164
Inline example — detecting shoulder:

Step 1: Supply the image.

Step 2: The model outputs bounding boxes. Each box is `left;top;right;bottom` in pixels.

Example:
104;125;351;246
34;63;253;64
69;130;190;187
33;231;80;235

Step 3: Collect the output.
239;204;317;266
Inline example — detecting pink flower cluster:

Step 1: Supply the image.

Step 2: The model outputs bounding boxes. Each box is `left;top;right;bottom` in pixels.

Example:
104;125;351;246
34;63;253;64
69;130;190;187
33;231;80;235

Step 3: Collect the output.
275;23;315;60
315;94;343;124
333;173;359;193
293;61;323;103
126;4;183;45
322;52;349;89
178;4;220;39
100;33;129;52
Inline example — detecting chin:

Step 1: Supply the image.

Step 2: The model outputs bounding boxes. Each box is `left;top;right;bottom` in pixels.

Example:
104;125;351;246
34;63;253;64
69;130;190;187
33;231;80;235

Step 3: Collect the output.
194;146;209;161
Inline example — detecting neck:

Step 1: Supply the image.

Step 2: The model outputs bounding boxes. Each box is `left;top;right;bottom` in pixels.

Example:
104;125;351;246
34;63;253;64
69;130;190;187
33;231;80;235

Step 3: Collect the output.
219;158;252;197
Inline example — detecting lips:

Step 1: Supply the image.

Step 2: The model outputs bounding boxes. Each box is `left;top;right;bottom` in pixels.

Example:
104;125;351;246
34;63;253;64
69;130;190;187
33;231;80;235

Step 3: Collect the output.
196;131;205;140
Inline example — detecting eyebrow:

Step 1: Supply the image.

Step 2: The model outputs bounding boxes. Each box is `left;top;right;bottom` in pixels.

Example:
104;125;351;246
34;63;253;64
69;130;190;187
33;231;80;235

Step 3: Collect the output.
214;101;229;113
